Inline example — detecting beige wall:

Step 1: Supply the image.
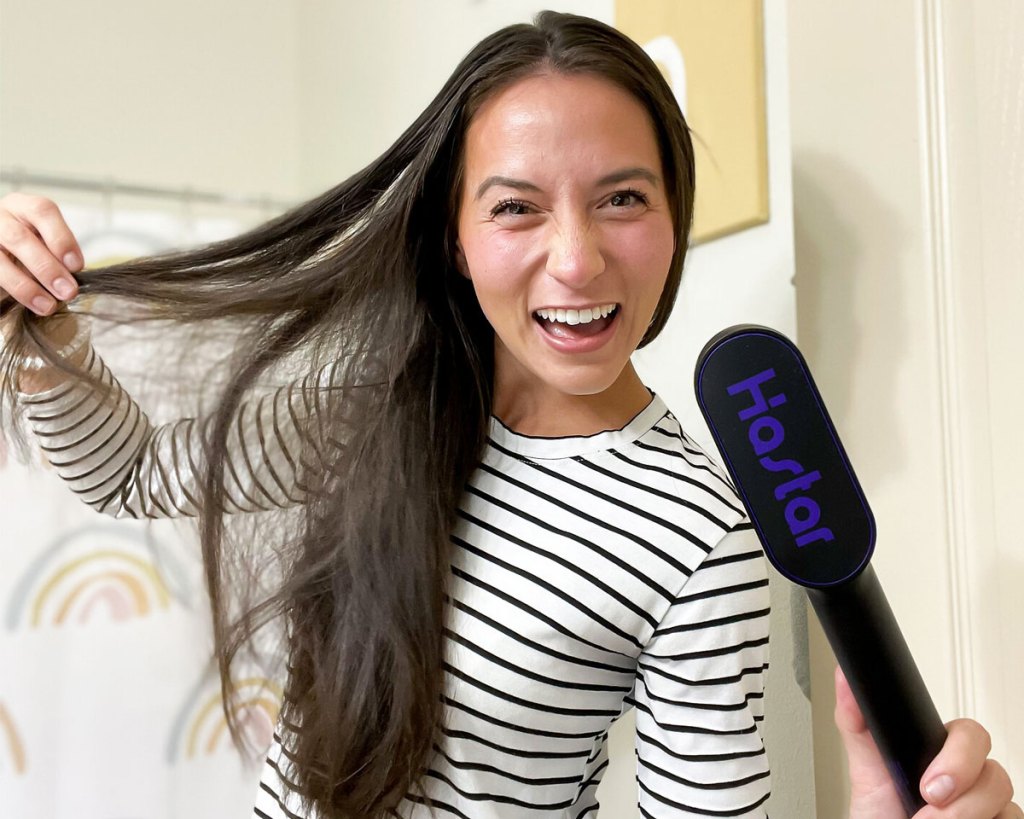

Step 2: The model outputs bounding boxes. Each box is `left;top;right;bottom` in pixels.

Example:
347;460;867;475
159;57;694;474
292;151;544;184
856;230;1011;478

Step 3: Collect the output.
291;0;612;195
788;0;1024;813
0;0;302;202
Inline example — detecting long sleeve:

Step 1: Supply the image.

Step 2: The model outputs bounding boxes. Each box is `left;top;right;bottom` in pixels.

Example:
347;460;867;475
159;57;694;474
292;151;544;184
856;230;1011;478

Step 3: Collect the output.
633;524;771;818
16;343;341;519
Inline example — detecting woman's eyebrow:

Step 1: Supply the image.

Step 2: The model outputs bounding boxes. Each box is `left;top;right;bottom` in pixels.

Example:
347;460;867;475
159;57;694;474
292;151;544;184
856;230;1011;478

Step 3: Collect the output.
474;176;542;200
596;167;661;188
473;167;661;201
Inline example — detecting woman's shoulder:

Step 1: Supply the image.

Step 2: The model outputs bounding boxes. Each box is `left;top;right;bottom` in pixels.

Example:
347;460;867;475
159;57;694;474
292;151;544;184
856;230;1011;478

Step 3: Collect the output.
627;401;744;504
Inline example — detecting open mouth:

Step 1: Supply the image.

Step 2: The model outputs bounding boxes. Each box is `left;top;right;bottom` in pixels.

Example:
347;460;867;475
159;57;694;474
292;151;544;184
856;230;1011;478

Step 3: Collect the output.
532;303;619;340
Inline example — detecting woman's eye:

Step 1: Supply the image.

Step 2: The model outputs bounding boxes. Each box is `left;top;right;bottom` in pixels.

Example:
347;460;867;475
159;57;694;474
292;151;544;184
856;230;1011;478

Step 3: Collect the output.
491;198;532;217
608;190;649;208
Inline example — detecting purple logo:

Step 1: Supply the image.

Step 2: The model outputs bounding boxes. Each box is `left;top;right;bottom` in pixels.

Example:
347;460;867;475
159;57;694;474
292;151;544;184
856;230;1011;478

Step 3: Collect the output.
727;368;835;549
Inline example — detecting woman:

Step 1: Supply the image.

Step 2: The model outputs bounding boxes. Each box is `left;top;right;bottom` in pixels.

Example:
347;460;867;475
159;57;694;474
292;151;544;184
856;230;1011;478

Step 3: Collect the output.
0;11;1016;819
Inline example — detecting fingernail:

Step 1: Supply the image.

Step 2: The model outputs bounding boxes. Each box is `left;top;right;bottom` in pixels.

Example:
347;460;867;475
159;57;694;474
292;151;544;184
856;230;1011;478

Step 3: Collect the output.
31;296;54;315
925;774;955;803
52;278;74;299
63;252;81;272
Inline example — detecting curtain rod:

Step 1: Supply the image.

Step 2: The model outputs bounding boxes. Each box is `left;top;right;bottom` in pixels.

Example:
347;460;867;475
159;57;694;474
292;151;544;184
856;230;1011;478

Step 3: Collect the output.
0;167;294;212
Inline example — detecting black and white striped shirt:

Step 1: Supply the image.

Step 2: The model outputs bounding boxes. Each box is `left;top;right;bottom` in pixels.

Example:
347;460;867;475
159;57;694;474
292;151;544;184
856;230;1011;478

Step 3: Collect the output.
19;346;771;818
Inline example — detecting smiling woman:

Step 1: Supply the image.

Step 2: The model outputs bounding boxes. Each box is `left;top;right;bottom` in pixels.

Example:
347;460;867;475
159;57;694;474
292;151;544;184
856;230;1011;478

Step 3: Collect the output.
455;73;677;434
0;7;1017;819
1;13;764;817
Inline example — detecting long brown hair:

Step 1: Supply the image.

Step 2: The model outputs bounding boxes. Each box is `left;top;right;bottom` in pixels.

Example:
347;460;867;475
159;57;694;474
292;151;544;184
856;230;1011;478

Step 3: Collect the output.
1;11;694;817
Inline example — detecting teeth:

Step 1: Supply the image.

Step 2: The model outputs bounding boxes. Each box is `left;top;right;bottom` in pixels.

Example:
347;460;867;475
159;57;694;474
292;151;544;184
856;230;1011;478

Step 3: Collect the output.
535;304;617;325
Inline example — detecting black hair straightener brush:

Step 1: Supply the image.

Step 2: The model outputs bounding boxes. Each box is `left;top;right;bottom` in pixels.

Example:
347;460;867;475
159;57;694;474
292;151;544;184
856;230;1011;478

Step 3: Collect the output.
695;324;947;815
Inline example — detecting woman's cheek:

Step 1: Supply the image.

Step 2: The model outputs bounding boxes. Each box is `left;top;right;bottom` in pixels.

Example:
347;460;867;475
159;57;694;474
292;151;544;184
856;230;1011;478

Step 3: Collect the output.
607;222;673;279
481;234;539;291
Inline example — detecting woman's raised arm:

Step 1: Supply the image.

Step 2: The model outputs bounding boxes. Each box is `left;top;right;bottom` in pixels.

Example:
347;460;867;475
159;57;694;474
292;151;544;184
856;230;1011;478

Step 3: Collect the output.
15;334;337;518
1;193;338;518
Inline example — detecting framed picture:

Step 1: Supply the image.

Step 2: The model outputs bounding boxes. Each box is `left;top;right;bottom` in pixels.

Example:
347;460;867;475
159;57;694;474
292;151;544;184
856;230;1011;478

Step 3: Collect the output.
616;0;769;243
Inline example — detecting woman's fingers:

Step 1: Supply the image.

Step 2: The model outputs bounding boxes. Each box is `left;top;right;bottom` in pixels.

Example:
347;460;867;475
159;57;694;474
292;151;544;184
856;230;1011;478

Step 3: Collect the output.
0;193;82;313
912;720;1016;817
11;194;84;275
0;251;57;315
915;759;1015;817
835;667;1017;818
996;801;1024;819
919;718;992;806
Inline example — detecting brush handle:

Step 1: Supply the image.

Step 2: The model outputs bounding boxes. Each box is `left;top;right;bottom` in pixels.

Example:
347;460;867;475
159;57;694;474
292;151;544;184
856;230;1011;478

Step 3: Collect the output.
806;565;947;815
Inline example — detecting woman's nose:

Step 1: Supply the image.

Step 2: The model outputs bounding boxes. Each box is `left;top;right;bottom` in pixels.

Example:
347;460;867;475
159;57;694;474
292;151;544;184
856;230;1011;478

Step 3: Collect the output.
545;221;605;287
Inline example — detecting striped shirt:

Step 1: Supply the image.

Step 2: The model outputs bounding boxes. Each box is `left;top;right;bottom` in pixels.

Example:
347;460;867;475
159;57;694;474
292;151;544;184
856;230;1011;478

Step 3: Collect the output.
19;345;771;818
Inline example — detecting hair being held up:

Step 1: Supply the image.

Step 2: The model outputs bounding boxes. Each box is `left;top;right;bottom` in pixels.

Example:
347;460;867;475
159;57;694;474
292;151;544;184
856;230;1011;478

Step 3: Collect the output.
0;11;693;818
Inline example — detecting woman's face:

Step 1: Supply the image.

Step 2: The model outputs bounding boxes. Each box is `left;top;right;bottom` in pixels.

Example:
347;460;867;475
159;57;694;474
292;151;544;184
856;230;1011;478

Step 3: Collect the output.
456;72;676;413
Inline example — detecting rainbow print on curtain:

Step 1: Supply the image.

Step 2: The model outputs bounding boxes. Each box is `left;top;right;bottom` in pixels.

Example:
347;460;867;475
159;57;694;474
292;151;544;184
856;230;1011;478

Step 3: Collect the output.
6;527;177;629
0;703;27;776
167;671;283;763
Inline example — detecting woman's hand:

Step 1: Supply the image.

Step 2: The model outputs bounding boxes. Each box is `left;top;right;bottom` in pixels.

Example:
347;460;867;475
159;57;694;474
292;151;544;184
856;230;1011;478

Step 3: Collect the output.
0;193;83;316
836;665;1018;817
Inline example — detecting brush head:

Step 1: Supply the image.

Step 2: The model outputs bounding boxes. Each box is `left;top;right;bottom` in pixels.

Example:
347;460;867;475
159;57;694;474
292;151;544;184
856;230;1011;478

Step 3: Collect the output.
695;325;875;588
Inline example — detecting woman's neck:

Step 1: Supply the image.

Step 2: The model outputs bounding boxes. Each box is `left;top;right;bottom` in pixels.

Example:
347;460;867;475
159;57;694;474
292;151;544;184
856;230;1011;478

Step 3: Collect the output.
492;362;653;438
